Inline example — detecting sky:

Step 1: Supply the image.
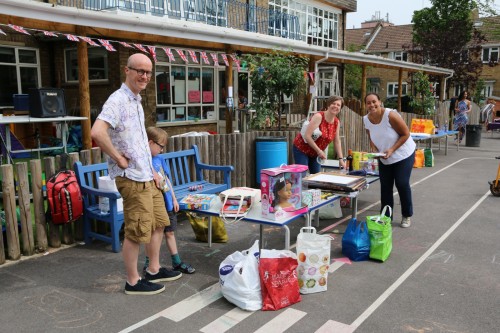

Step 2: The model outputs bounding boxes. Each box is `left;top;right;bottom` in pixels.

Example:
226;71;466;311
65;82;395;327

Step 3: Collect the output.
346;0;432;29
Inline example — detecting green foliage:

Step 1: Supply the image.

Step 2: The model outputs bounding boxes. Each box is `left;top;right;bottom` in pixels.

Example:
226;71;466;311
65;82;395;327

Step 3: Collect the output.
345;44;369;99
472;79;486;104
409;0;486;90
241;50;308;129
409;71;436;115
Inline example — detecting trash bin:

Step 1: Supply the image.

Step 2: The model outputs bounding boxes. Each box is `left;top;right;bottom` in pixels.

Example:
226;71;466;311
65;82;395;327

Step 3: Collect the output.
465;124;482;147
255;136;288;185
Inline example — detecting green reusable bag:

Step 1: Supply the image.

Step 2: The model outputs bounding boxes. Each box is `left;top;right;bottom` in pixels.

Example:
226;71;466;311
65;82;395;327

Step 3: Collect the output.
366;205;393;262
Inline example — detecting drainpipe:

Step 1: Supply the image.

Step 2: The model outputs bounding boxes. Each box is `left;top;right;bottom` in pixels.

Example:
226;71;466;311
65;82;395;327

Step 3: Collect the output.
313;51;329;112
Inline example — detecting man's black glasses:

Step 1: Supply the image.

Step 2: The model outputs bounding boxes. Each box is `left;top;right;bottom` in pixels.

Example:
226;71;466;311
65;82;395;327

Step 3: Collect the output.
128;67;153;78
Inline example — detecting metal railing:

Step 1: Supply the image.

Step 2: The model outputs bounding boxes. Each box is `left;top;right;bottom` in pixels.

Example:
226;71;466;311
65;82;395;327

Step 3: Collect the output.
58;0;302;40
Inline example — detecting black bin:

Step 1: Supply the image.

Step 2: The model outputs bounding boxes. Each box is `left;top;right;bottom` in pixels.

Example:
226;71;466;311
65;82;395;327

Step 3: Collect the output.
465;125;482;147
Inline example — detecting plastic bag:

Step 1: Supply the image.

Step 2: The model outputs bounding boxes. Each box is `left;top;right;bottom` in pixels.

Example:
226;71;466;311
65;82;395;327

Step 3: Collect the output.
219;240;261;311
424;148;434;167
413;149;425;168
259;249;301;311
185;212;228;243
366;205;393;262
341;218;370;261
318;200;343;219
296;227;331;294
300;119;322;143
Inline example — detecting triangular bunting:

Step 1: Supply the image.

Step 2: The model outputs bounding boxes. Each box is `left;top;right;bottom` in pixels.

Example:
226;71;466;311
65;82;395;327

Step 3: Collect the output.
118;41;133;48
200;52;210;65
0;28;6;36
65;34;80;42
79;36;100;47
230;54;240;72
188;50;198;64
210;53;220;67
133;43;149;54
8;24;30;35
162;47;176;62
147;46;157;63
176;49;189;63
42;30;58;37
221;54;229;67
99;39;116;51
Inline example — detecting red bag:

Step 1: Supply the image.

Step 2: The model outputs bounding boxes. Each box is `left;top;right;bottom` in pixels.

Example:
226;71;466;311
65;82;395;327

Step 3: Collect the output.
46;170;83;225
259;257;301;311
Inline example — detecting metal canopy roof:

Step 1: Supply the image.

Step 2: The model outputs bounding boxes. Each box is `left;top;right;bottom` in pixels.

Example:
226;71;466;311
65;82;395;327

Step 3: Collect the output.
1;0;454;77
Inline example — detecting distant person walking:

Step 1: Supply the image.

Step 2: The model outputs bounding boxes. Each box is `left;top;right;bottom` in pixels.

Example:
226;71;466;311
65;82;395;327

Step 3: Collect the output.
453;91;471;143
363;93;416;228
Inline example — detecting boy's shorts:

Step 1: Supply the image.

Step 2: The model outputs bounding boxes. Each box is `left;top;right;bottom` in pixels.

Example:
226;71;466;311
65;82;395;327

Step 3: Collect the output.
164;210;177;233
115;177;170;243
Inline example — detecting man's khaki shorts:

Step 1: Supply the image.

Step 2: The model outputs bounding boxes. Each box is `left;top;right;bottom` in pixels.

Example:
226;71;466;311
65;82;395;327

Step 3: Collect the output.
115;177;170;243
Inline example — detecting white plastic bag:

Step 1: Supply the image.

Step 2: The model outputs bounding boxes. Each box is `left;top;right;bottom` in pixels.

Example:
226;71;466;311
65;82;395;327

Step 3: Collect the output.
296;227;332;294
98;176;123;212
219;240;261;311
300;119;322;143
318;199;342;219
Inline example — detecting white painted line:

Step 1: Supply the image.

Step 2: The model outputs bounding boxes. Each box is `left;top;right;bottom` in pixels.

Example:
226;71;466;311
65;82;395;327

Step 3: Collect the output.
200;307;254;333
315;320;354;333
253;308;307;333
350;190;491;329
159;283;223;322
118;315;160;333
328;260;345;273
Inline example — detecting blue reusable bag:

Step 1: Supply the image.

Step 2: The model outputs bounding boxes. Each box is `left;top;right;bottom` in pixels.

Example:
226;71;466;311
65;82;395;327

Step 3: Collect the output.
341;218;370;261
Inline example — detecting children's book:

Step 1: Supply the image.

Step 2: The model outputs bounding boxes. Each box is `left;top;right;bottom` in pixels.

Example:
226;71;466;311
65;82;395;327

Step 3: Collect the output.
179;194;217;210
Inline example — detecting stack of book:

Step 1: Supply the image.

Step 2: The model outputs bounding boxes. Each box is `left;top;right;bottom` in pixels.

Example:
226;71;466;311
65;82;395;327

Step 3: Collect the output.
179;194;217;210
303;172;367;194
221;194;255;218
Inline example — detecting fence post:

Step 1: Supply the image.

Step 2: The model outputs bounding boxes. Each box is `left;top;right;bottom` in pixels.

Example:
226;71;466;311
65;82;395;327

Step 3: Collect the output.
15;162;35;256
30;159;48;252
44;157;61;248
1;164;21;260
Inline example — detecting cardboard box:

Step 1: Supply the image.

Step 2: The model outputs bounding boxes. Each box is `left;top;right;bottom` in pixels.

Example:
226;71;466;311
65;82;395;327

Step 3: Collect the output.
260;164;308;220
179;194;217;210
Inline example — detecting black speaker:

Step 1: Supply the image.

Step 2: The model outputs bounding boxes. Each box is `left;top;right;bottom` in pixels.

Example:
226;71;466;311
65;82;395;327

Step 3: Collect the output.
29;88;67;118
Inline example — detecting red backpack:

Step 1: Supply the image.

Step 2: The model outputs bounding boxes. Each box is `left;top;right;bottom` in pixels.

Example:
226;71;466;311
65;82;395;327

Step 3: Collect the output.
46;169;83;225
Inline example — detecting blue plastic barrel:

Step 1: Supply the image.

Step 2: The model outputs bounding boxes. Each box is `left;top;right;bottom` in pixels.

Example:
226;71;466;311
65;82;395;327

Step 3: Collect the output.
255;136;288;185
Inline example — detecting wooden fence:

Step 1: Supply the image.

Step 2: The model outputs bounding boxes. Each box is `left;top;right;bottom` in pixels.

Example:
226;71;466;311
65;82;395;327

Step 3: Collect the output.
0;101;482;264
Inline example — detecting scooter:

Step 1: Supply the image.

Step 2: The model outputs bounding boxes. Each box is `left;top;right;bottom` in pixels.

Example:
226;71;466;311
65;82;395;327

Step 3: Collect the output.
489;156;500;197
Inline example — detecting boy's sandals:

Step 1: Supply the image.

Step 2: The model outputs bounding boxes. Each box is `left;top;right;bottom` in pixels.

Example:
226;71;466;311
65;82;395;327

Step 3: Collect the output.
173;262;196;274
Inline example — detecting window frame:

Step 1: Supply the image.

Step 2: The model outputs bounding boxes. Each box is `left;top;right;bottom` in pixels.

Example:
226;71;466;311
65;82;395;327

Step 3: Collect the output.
64;47;109;83
482;46;499;63
387;82;408;97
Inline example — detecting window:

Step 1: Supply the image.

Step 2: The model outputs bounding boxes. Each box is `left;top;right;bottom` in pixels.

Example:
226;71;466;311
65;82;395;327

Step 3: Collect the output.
482;81;494;98
155;50;216;123
269;0;339;47
387;82;407;97
390;51;408;62
65;47;108;82
482;47;499;63
0;46;40;107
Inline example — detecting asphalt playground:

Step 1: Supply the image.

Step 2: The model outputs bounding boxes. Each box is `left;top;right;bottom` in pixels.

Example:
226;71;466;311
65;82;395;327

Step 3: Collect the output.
0;130;499;333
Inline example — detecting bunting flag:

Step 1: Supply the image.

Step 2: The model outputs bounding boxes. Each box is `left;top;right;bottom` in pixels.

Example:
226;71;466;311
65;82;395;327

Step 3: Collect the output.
308;72;315;82
133;43;148;54
162;47;176;62
200;51;210;65
176;49;189;63
221;54;229;67
42;30;58;37
8;24;30;35
79;36;100;47
229;54;240;72
118;41;133;48
99;39;116;52
0;29;6;36
210;53;219;67
147;45;157;63
65;34;80;42
188;50;198;64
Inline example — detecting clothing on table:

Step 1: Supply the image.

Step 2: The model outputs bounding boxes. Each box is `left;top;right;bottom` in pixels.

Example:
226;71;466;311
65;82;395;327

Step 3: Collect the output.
363;108;416;165
98;83;153;181
453;100;469;131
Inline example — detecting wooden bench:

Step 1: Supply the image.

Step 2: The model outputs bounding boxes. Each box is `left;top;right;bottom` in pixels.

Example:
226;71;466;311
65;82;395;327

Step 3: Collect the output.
158;144;234;199
73;144;233;252
74;161;124;253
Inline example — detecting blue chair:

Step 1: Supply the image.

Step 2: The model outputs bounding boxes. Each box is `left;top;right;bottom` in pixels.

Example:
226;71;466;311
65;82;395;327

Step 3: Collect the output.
74;162;124;253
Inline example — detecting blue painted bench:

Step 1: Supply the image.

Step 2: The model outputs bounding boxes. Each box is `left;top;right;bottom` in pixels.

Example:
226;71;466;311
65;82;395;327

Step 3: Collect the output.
74;161;124;253
73;144;233;252
158;144;234;200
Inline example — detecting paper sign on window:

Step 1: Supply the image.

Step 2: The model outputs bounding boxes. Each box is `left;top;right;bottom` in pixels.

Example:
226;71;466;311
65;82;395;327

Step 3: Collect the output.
203;91;214;103
188;90;201;103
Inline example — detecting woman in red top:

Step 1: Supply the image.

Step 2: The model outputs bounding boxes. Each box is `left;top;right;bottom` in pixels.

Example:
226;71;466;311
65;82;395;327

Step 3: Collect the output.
293;95;346;173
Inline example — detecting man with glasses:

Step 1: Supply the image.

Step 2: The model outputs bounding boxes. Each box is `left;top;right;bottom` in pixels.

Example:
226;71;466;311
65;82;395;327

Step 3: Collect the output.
91;53;181;295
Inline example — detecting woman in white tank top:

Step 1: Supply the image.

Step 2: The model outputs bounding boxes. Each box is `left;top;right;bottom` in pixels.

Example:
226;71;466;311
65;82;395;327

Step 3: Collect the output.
363;93;416;228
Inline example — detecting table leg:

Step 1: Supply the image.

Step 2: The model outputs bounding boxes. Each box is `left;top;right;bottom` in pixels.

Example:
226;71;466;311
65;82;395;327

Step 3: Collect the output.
351;196;358;220
284;225;290;250
62;122;68;153
259;225;263;250
445;135;448;155
208;216;212;248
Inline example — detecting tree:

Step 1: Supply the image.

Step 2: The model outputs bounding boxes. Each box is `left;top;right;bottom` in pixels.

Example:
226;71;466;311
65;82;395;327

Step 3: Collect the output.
241;50;308;129
407;0;486;93
344;44;369;99
409;71;436;115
